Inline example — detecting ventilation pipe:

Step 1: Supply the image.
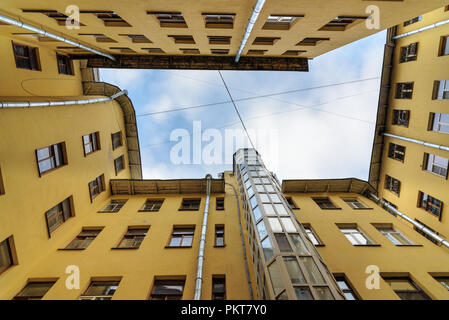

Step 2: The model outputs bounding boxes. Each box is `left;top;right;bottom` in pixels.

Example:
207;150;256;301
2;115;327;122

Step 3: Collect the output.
393;18;449;40
0;13;115;61
383;132;449;152
225;182;254;299
368;192;449;249
235;0;266;63
194;174;212;300
0;90;127;108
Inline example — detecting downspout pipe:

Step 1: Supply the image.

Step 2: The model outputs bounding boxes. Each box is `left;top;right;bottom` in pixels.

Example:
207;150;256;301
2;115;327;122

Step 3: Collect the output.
393;18;449;40
0;90;127;108
225;182;254;300
235;0;266;63
194;174;212;300
383;132;449;152
0;13;115;61
368;192;449;249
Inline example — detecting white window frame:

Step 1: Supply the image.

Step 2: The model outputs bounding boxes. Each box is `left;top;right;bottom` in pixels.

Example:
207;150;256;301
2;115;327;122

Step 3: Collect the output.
340;227;374;246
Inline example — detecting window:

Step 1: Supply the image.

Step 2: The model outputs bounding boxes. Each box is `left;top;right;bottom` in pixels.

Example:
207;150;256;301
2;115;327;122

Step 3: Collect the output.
247;49;267;56
375;225;414;246
313;197;338;209
12;42;40;70
404;16;422;26
79;33;117;43
202;13;235;29
45;197;73;235
150;279;185;300
439;36;449;56
433;80;449;100
385;175;401;195
180;48;200;54
65;228;102;249
296;38;330;46
140;199;164;212
395;82;414;99
116;227;149;249
282;50;306;56
215;225;225;247
56;54;74;75
433;277;449;291
252;37;280;45
418;191;443;218
414;219;440;245
208;36;231;45
399;42;418;63
168;35;195;44
216;197;224;210
212;276;226;300
83;132;100;155
274;233;292;252
179;198;201;211
168;227;194;247
429;113;449;134
22;9;82;26
211;49;229;55
383;277;430;300
148;12;187;28
263;15;303;30
285;197;298;209
392;110;410;127
143;48;165;54
303;225;322;246
114;155;125;175
343;198;369;209
14;281;56;300
0;236;16;274
388;143;405;162
111;132;123;149
120;34;152;43
0;166;4;195
80;11;131;27
335;276;358;300
320;16;366;31
423;153;448;178
79;280;120;300
339;226;374;246
99;199;127;213
382;199;398;215
110;47;136;53
36;142;67;175
89;174;105;201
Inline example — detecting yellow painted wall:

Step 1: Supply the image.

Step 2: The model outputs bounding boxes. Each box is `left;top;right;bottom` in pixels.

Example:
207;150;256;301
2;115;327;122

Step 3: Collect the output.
286;192;449;300
0;97;132;298
0;173;256;300
378;6;449;236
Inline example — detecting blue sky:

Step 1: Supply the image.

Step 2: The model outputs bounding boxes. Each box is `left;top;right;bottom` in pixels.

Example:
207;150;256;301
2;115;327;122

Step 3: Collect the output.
100;30;386;181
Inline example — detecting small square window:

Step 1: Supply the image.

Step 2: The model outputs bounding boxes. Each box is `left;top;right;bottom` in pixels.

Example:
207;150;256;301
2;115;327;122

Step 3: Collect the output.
343;198;369;209
319;16;367;31
0;236;17;274
392;110;410;127
150;279;185;300
388;143;406;162
338;225;374;246
81;11;131;27
385;175;401;196
399;43;418;63
168;227;195;247
89;174;105;201
296;37;330;46
14;281;56;300
215;225;225;247
313;197;338;209
404;16;422;27
212;276;226;300
12;42;41;71
395;82;414;99
57;54;74;75
83;132;100;156
116;227;149;249
439;36;449;56
418;191;443;218
45;197;73;236
216;197;224;210
383;276;430;300
140;199;164;212
375;224;414;246
263;15;303;30
148;12;187;28
114;155;125;175
79;280;120;300
65;228;103;249
99;199;127;213
202;13;235;29
169;35;195;44
36;142;67;175
252;37;280;45
179;199;201;211
111;132;123;150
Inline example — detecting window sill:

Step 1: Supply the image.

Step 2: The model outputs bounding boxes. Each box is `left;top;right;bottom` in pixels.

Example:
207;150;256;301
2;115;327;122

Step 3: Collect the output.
352;208;374;210
320;208;342;210
58;248;86;251
214;244;226;248
395;244;423;247
353;244;381;247
178;209;200;212
165;245;192;249
38;164;67;177
314;244;326;247
138;210;160;213
111;247;140;250
98;211;119;213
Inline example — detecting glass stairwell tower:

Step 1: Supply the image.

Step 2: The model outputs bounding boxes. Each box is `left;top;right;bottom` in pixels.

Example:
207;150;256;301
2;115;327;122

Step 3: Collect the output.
233;149;344;300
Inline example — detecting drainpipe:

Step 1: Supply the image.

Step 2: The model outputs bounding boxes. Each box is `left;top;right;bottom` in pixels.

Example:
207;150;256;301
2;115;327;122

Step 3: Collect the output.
225;182;254;300
194;174;212;300
0;13;115;61
383;132;449;152
393;18;449;40
368;192;449;249
0;90;127;108
235;0;266;63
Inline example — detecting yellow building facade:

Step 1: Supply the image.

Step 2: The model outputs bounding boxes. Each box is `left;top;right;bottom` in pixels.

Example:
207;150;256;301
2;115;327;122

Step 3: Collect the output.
1;1;449;301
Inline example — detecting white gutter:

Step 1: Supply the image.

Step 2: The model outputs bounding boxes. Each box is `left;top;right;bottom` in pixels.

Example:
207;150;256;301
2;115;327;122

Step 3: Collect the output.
383;132;449;152
393;18;449;40
194;174;212;300
0;90;127;108
0;13;115;61
235;0;266;63
368;192;449;249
